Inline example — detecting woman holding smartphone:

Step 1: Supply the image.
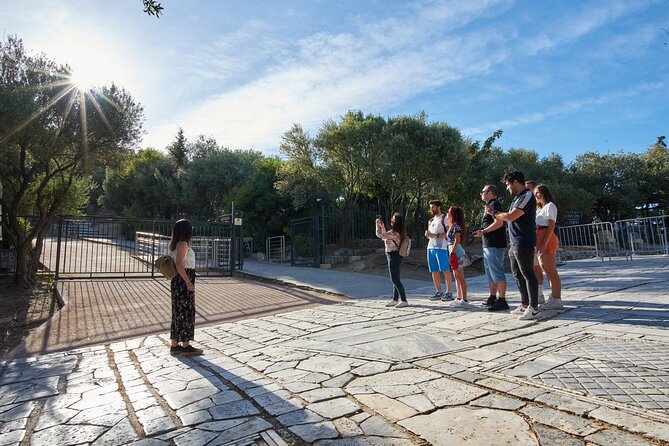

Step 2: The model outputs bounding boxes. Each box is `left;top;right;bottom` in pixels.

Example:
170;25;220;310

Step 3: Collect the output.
376;212;409;308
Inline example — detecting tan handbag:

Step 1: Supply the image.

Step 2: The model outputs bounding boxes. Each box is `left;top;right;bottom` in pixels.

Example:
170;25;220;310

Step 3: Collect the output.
154;255;178;280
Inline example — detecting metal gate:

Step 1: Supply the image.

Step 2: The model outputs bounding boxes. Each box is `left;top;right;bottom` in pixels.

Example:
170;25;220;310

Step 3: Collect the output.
289;216;322;267
40;215;244;279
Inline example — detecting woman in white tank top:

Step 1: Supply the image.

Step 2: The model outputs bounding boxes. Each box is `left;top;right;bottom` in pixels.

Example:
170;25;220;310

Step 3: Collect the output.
168;219;203;356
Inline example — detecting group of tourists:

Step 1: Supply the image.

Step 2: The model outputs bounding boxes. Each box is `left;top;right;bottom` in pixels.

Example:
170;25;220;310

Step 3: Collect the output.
166;167;563;357
375;169;563;320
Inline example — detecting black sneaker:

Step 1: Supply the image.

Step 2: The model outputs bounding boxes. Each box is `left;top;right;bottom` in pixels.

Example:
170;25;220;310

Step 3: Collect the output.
429;291;444;301
488;299;510;312
485;295;497;307
181;345;204;356
170;345;183;356
441;291;454;301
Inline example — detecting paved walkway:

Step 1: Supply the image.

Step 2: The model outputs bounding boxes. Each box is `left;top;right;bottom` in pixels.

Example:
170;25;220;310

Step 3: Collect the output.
9;276;349;358
1;257;669;445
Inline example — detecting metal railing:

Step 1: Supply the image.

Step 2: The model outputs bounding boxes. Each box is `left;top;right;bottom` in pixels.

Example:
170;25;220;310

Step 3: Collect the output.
33;215;243;279
266;236;286;262
556;222;619;262
614;216;669;258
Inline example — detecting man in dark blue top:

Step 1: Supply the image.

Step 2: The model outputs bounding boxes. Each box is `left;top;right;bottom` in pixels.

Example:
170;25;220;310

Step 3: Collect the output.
485;169;540;320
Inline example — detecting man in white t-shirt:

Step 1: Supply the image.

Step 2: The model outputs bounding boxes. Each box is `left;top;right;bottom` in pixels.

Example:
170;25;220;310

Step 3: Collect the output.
425;200;454;301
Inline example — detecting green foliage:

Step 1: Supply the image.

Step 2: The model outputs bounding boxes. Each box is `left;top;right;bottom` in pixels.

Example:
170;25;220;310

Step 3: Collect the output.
167;128;189;167
292;233;313;257
0;35;144;284
142;0;163;17
101;149;178;218
276;124;328;209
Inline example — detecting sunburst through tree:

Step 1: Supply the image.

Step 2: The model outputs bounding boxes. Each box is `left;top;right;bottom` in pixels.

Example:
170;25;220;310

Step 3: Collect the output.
0;35;144;286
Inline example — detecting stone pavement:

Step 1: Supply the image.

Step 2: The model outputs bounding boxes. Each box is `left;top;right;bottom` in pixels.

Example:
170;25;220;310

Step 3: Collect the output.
1;256;669;445
8;276;349;358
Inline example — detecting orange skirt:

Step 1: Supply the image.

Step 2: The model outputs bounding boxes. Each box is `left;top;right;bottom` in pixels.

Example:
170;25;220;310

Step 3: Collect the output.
536;228;559;255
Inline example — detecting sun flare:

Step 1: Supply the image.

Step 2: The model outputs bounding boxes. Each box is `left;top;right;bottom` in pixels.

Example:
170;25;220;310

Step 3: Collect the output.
70;66;103;91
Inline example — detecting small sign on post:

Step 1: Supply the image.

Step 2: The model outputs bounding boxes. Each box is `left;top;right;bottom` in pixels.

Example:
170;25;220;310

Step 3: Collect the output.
234;217;242;226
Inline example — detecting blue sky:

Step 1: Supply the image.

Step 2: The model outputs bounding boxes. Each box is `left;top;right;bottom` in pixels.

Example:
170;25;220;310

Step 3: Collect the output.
2;0;668;161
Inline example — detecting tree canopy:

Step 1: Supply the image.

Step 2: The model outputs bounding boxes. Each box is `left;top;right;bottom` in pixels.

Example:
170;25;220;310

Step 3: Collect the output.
0;35;144;285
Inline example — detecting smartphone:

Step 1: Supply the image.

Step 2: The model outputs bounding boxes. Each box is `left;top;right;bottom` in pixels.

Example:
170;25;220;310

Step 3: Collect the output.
376;214;382;220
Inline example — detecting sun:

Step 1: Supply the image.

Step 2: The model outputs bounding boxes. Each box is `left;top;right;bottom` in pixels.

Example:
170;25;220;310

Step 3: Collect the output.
70;66;103;91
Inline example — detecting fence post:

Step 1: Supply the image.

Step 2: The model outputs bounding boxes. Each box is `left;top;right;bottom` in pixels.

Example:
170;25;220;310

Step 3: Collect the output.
54;216;63;280
150;220;156;278
663;218;669;256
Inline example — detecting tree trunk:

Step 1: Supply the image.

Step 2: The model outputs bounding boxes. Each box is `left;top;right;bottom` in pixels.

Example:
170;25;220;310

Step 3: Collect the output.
14;241;32;288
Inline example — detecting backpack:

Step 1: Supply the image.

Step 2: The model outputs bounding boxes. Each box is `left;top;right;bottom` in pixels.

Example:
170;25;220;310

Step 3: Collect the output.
394;237;412;257
154;255;178;280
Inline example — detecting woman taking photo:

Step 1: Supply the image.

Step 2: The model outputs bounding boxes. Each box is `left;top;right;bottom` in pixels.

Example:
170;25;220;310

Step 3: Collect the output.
534;185;563;310
168;219;203;356
376;212;409;308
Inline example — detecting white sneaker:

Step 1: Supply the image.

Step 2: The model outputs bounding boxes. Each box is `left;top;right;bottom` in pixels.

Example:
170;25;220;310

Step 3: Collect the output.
395;301;409;308
451;299;470;308
540;296;564;310
518;306;540;320
385;300;398;307
510;305;526;315
537;293;545;305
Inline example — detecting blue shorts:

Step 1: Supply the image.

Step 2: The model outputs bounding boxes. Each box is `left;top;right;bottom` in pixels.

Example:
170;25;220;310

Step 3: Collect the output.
427;249;450;272
483;247;506;283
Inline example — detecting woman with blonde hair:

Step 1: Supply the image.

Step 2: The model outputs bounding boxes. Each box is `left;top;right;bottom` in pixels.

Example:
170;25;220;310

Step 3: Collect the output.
534;185;563;310
376;212;409;308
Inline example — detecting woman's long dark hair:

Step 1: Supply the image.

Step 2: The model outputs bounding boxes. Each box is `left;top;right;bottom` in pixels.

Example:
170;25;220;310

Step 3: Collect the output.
169;219;193;251
535;184;556;208
390;212;408;241
448;206;467;241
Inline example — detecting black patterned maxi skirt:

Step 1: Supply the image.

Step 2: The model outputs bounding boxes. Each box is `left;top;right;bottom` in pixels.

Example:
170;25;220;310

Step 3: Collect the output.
170;269;196;342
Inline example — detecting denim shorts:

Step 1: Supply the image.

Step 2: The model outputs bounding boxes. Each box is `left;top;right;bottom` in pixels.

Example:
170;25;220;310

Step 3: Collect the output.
483;247;506;283
427;249;451;272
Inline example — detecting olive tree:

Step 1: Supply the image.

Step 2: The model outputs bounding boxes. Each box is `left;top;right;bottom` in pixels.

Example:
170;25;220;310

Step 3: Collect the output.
0;36;144;286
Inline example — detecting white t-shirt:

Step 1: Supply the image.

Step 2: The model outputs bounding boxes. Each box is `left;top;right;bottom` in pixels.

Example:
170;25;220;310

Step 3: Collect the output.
536;202;558;227
169;244;196;269
427;214;449;250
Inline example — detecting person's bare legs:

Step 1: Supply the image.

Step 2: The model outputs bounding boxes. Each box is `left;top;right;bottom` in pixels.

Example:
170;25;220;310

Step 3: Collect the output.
431;271;442;292
453;269;467;300
442;271;453;293
534;264;544;286
539;253;561;299
496;279;507;298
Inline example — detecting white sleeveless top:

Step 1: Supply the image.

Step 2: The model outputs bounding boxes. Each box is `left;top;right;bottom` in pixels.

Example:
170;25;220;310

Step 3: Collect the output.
169;244;196;269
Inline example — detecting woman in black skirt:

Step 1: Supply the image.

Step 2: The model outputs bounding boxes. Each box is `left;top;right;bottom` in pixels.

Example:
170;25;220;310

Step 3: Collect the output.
169;219;203;356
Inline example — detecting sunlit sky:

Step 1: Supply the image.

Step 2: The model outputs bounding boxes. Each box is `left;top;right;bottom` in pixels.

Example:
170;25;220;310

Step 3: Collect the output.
2;0;668;161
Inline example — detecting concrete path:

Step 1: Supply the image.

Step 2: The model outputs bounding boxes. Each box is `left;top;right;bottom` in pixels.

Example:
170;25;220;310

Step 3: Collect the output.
242;260;436;299
1;257;669;445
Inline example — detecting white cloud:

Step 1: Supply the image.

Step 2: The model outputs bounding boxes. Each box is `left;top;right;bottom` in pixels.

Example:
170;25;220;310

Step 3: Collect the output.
144;0;515;151
463;80;668;138
141;0;660;153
